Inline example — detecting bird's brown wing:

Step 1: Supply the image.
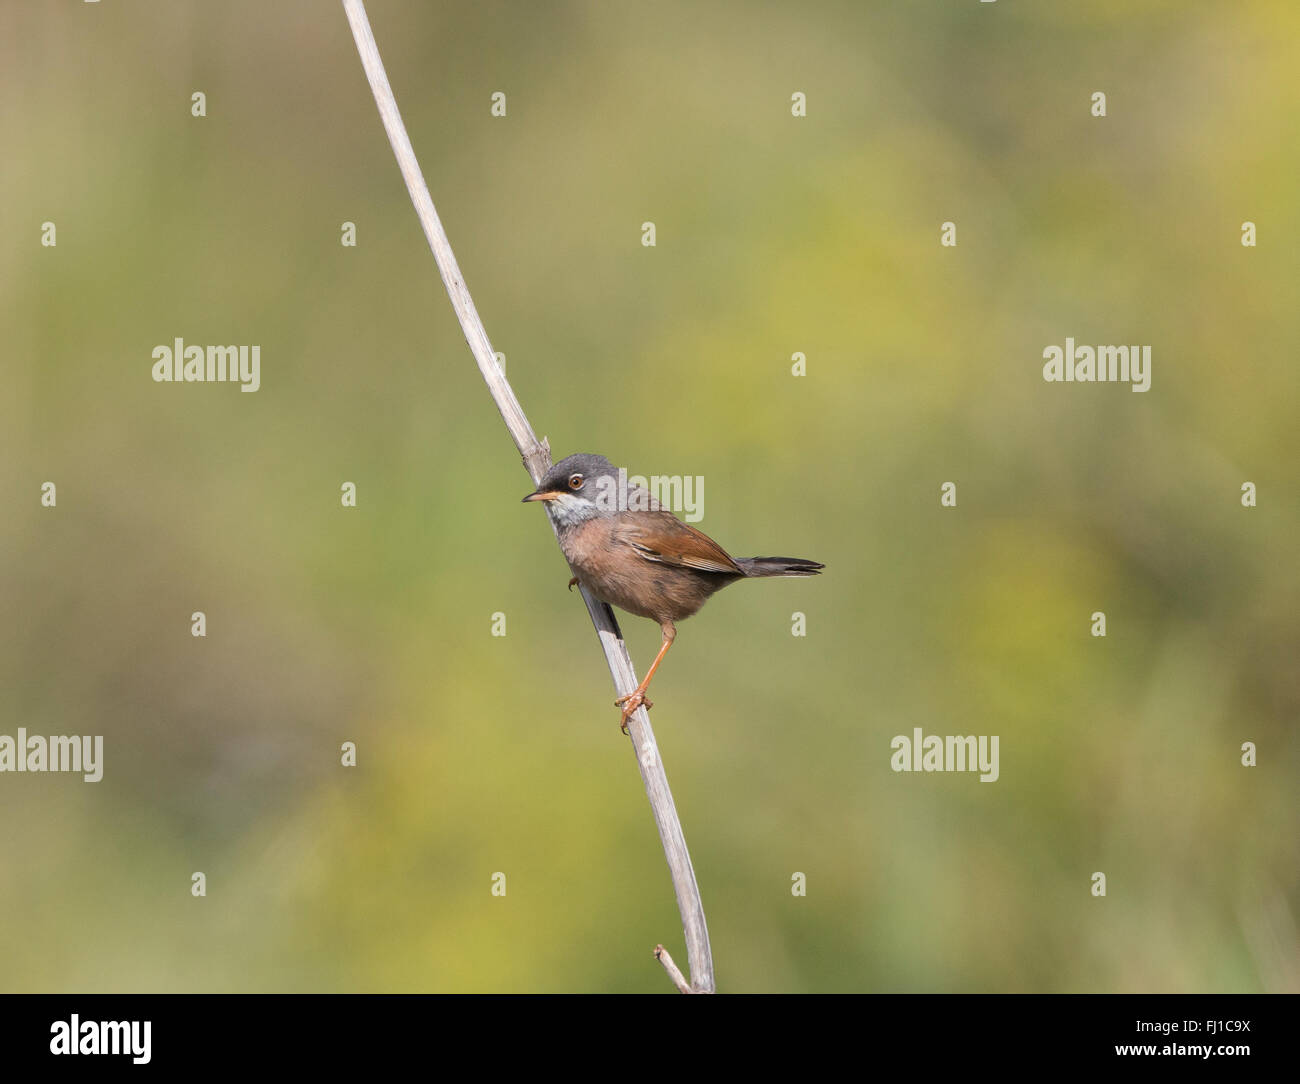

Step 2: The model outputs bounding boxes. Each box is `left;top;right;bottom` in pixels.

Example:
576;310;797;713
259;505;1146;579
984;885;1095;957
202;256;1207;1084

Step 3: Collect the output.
614;510;744;576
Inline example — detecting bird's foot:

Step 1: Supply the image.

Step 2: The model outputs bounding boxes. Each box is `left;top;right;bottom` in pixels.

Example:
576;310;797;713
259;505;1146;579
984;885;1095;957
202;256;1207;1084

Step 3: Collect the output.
615;690;653;733
567;576;579;591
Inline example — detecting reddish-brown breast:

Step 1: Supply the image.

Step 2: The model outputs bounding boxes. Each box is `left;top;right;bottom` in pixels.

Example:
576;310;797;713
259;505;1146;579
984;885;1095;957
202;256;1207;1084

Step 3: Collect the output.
559;511;744;624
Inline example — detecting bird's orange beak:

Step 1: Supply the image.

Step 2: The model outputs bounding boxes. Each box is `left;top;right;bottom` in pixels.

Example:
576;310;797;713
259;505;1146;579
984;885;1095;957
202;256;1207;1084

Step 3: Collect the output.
522;490;563;503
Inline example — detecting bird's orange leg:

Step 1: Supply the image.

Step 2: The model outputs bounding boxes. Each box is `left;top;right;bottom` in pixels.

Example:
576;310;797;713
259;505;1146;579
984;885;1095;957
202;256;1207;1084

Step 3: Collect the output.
616;622;676;732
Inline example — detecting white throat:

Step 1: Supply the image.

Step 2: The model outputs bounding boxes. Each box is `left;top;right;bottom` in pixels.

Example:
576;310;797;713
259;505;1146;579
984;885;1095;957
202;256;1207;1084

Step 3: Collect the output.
547;491;600;527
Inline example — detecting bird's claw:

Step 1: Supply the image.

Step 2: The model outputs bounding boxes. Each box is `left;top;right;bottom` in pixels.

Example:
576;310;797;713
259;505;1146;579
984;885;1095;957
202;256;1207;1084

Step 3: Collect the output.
567;576;579;591
615;690;653;732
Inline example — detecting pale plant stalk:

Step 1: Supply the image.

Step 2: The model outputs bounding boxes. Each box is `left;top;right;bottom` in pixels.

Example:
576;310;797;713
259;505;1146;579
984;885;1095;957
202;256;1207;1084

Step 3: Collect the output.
340;0;714;993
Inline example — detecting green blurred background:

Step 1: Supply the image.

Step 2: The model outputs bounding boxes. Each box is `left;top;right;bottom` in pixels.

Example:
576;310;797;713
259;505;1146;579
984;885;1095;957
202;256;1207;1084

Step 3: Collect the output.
1;1;1296;992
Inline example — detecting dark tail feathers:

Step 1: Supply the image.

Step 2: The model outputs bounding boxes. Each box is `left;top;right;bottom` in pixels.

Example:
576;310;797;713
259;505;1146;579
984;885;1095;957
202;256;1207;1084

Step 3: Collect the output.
735;556;824;578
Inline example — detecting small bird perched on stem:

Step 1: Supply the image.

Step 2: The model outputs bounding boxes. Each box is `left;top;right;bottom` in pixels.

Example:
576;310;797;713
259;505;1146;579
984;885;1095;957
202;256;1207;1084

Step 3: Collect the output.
524;453;824;730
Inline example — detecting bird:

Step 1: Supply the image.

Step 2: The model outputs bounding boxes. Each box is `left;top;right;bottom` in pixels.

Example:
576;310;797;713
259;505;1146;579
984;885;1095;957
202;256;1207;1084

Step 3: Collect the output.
523;453;824;730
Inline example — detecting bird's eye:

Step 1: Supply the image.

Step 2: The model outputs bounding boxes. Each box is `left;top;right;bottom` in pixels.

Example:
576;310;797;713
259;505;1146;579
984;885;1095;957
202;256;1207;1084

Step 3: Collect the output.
568;473;584;490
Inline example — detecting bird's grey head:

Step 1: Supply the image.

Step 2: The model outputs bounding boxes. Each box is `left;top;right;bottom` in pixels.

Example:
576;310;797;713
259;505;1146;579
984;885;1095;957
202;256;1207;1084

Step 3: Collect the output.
521;453;623;526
